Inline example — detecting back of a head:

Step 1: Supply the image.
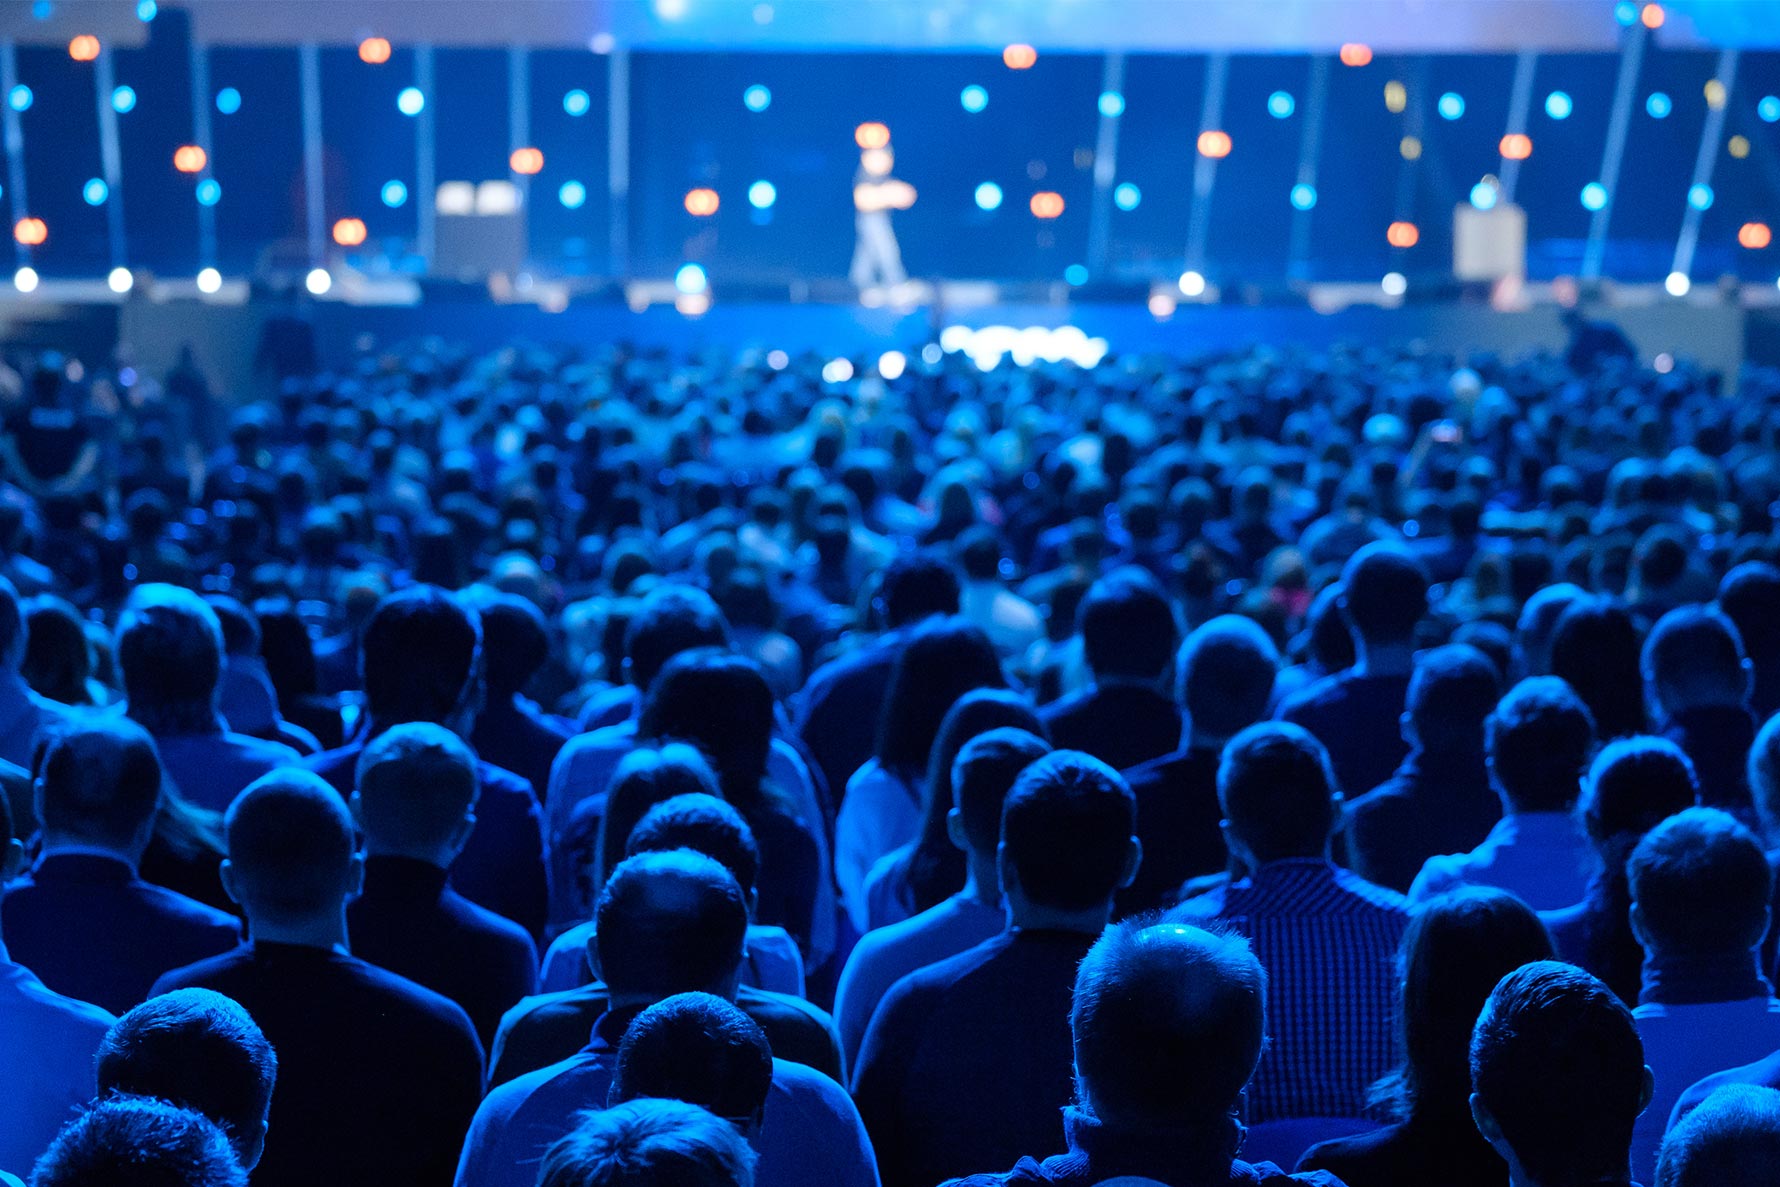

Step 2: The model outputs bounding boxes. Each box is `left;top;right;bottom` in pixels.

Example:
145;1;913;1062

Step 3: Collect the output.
36;720;162;850
924;688;1048;809
1395;888;1554;1119
538;1098;755;1187
624;586;731;695
1079;568;1178;682
1516;583;1586;677
116;585;224;720
876;617;1005;773
954;727;1052;859
1407;644;1502;752
637;652;774;802
626;794;761;901
30;1097;246;1187
1628;806;1771;958
954;525;1004;582
1217;722;1338;860
0;572;24;661
360;586;481;725
1000;750;1135;911
1580;736;1698;846
354;721;478;854
1177;615;1279;744
471;590;553;697
224;769;356;926
598;745;723;888
1072;920;1267;1127
1487;677;1597;814
1471;961;1647;1187
1657;1085;1780;1187
1550;598;1647;739
611;992;773;1126
594;851;749;1002
1643;605;1749;715
1340;544;1428;646
878;551;962;629
203;597;259;659
1719;563;1780;659
1750;712;1780;839
96;989;276;1167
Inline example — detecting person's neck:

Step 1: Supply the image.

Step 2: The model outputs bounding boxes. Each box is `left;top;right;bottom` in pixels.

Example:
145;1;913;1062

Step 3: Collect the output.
1353;640;1416;677
363;843;452;870
1008;896;1112;935
1092;673;1168;696
40;834;142;870
961;854;1003;909
247;909;350;953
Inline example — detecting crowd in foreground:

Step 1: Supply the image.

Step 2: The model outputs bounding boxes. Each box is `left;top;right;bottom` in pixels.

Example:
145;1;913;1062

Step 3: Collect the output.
4;328;1780;1186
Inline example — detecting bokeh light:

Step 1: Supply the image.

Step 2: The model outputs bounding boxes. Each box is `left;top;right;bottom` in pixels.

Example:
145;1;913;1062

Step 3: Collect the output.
1687;183;1713;210
332;218;367;247
82;178;107;206
1002;44;1037;70
1664;271;1690;297
1545;91;1572;119
1113;182;1141;211
748;180;777;209
1469;180;1498;210
563;89;590;116
1646;92;1671;118
1197;130;1232;158
13;267;37;293
358;37;391;65
381;180;408;208
215;87;240;114
197;267;221;294
1704;79;1726;109
558;180;586;209
1729;135;1750;159
68;36;100;62
305;268;331;296
1065;263;1089;285
1386;221;1420;248
1339;43;1372;67
14;217;46;246
1030;191;1064;218
1758;96;1780;123
743;84;771;112
1641;3;1664;29
110;85;135;113
196;179;221;206
1097;91;1124;118
1400;136;1422;160
1290;183;1317;210
107;267;132;294
509;148;544;175
1178;270;1206;297
1268;91;1295;119
1438;92;1465;120
854;122;890;149
173;145;207;173
1382;272;1407;297
974;182;1003;211
961;85;988;113
1383;81;1406;113
1740;222;1773;250
7;85;31;112
1581;182;1608;211
1499;134;1533;160
397;87;425;116
684;188;720;216
674;263;708;294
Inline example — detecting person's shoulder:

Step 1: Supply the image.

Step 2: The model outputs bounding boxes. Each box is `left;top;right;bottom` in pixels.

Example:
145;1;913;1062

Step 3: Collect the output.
768;1056;853;1108
1038;686;1091;721
302;742;360;787
135;879;242;932
343;951;481;1038
1406;851;1471;903
1276;672;1345;720
219;730;302;765
9;966;117;1031
1329;865;1412;915
151;944;245;996
557;723;631;761
474;759;535;799
885;932;1007;1003
442;887;538;950
736;983;834;1031
1671;1048;1780;1128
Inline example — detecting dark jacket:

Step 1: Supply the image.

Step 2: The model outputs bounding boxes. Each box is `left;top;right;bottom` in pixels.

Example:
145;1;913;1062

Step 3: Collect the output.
1041;683;1183;773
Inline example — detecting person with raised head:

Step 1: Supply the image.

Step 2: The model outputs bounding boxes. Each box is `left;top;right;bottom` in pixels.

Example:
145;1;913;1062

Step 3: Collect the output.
838;616;1005;933
0;783;115;1179
852;750;1140;1187
1345;643;1503;893
95;988;276;1171
536;1099;757;1187
28;1097;246;1187
939;920;1342;1187
1540;737;1698;1005
608;992;774;1134
116;585;300;813
1411;676;1597;911
1641;605;1757;816
0;573;75;769
306;584;547;939
836;727;1049;1068
1297;888;1555;1187
2;720;238;1013
1468;961;1653;1187
1170;721;1408;1123
1277;543;1428;798
458;851;874;1187
1624;807;1780;1180
1123;615;1278;913
151;769;484;1187
1657;1084;1780;1187
346;721;539;1048
1717;561;1780;720
796;550;962;808
1038;567;1182;772
466;589;572;800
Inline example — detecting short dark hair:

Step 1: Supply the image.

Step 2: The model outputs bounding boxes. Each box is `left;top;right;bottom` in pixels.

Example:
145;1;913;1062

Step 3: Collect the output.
1643;605;1748;713
1580;736;1698;847
96;989;276;1155
1217;722;1338;860
538;1098;755;1187
594;746;723;897
1487;677;1597;813
877;552;962;628
1658;1084;1780;1187
624;586;730;694
116;585;224;723
627;794;762;900
354;722;478;852
36;720;162;850
225;769;355;924
873;617;1005;775
1078;567;1178;682
1000;750;1135;911
469;590;553;698
611;992;774;1126
1629;807;1772;956
1340;544;1428;645
1471;962;1646;1187
1406;644;1501;752
30;1096;247;1187
360;586;482;725
594;850;748;1000
955;728;1051;858
1176;616;1278;744
1073;920;1267;1125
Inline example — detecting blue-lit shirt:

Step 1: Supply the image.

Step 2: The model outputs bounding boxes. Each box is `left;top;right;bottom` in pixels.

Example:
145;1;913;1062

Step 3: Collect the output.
1170;858;1408;1123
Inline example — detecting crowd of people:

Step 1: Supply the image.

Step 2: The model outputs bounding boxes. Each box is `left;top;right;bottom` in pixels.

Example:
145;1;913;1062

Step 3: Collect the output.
4;328;1780;1186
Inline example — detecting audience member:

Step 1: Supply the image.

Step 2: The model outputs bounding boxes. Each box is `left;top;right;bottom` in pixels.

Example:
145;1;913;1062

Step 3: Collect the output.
1717;563;1780;721
536;1099;756;1187
151;769;484;1187
0;576;75;769
1656;1084;1780;1187
1171;722;1408;1122
1642;607;1758;817
1550;597;1648;740
28;1097;246;1187
609;993;773;1130
1411;676;1597;910
466;590;573;799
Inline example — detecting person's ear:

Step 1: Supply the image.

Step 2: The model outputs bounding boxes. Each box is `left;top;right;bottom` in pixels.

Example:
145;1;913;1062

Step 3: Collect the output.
0;835;23;880
447;810;477;859
346;851;365;900
1470;1093;1504;1144
946;808;968;853
1329;791;1346;836
1637;1065;1655;1116
1118;836;1142;890
219;858;242;908
1628;902;1650;951
348;791;365;833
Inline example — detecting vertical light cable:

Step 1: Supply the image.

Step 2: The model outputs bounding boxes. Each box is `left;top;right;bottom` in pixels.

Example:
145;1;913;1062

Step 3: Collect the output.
1288;55;1330;280
607;47;629;278
1497;51;1539;203
415;44;435;267
1085;51;1124;278
94;46;126;272
1671;49;1738;282
1582;23;1647;281
1184;52;1228;274
299;42;324;269
187;36;216;268
2;43;29;270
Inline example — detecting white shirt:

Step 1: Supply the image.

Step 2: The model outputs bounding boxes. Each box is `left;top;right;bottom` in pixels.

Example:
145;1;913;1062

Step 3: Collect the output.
1631;995;1780;1183
835;760;923;936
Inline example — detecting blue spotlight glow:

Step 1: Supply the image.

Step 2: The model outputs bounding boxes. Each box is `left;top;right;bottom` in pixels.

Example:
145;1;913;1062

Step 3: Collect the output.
196;179;221;206
1544;90;1572;119
1615;1;1638;24
1113;182;1141;211
960;85;987;113
742;84;771;112
1760;96;1780;123
1438;92;1465;120
563;89;590;116
1580;181;1608;211
974;182;1003;211
82;178;107;206
110;85;136;113
381;180;408;207
1267;91;1295;119
397;87;424;116
1646;91;1671;118
674;263;708;295
1290;182;1317;211
215;87;240;114
136;0;156;19
747;180;776;209
1097;91;1124;117
1469;181;1498;210
558;180;586;208
1688;183;1714;210
7;85;31;112
1064;264;1089;285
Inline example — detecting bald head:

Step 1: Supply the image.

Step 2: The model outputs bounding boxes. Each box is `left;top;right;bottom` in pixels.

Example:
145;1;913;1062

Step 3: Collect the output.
224;769;358;927
593;850;749;1007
